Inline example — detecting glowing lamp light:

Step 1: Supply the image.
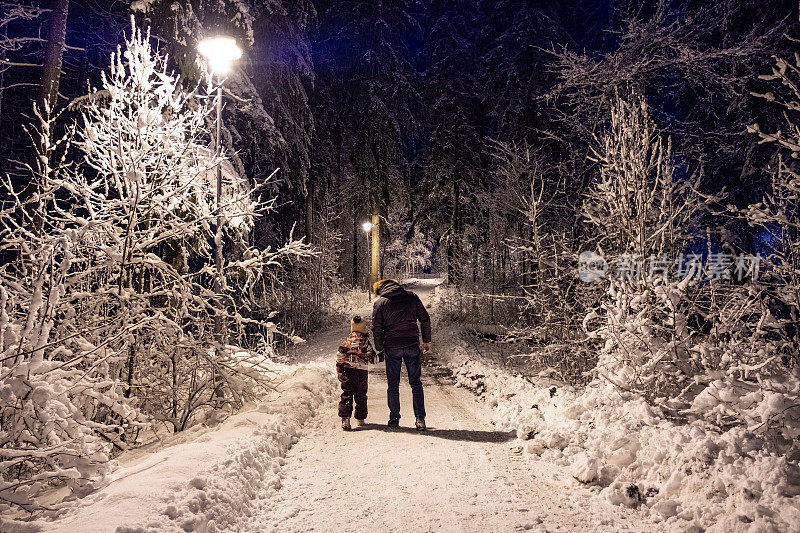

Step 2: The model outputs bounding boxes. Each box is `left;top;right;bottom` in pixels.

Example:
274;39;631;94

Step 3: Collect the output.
362;221;374;233
198;36;242;75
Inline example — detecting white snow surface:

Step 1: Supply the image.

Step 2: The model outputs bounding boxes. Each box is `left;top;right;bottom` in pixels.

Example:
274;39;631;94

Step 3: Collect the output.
7;278;797;532
440;334;800;532
2;361;337;533
253;280;652;532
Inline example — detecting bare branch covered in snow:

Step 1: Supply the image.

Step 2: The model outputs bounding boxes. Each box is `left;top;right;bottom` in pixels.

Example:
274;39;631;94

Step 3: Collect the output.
0;18;309;514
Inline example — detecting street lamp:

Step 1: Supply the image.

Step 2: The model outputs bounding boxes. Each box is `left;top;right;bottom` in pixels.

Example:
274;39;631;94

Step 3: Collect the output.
198;37;242;75
198;36;242;349
362;215;380;299
362;221;373;300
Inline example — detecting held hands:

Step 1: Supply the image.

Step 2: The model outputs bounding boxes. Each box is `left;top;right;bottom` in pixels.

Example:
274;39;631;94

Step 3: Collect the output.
377;352;385;363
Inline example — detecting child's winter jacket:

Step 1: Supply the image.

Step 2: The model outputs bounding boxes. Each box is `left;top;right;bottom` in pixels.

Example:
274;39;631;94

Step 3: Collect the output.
337;331;376;370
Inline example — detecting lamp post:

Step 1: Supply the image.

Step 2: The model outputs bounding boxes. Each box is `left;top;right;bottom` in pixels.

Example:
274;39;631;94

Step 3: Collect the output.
198;36;242;348
362;214;380;299
362;221;373;301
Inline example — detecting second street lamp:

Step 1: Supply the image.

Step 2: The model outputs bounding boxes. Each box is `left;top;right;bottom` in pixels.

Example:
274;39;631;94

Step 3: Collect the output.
362;221;372;301
362;215;380;299
198;36;242;349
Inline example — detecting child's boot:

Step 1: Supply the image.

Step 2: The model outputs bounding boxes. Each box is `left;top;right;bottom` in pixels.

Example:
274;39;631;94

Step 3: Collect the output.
355;419;366;427
341;417;351;431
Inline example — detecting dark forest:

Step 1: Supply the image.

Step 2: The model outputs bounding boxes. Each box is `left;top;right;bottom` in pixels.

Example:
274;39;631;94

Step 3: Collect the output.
1;1;800;530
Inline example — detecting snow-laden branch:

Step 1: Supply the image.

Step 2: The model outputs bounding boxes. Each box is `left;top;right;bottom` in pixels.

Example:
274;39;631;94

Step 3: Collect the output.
0;19;310;515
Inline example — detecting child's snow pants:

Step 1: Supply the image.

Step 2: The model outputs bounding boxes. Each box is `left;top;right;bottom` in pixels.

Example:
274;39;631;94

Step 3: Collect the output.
337;364;368;419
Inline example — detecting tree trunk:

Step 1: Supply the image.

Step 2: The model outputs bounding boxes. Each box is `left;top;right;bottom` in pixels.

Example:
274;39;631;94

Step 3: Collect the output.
26;0;68;239
447;176;461;284
501;235;507;291
304;181;314;244
530;216;538;289
472;231;480;287
124;344;135;398
0;23;6;131
38;0;69;114
521;218;529;289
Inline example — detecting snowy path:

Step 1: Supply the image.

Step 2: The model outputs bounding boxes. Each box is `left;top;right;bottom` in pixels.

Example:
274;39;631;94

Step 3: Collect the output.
22;280;654;532
264;281;652;532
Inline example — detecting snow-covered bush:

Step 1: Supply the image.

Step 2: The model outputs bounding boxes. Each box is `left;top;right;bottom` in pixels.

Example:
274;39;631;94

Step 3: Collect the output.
0;230;149;513
748;49;800;369
700;46;800;443
0;106;149;512
584;90;800;441
489;139;602;383
583;91;710;399
447;356;800;531
0;20;307;513
585;276;698;400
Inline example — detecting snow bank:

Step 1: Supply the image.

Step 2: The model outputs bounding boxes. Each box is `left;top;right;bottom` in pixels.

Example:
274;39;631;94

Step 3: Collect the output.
439;337;800;532
1;362;337;533
401;277;445;287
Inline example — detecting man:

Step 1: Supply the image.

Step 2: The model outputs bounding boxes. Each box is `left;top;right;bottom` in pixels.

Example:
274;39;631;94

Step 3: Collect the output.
371;279;431;430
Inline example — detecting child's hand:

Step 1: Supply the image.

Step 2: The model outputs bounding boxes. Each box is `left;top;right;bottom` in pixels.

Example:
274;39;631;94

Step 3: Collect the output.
421;342;430;354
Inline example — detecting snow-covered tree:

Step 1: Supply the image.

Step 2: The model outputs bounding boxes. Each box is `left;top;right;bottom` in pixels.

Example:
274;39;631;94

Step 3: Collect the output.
315;0;418;221
582;92;708;399
384;212;434;279
581;90;799;445
749;53;800;355
134;0;318;242
419;0;483;285
0;19;307;513
0;2;46;75
549;0;789;259
585;92;703;261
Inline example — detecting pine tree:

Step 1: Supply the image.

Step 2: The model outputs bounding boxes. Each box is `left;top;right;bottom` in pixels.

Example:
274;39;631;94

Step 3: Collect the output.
419;0;484;284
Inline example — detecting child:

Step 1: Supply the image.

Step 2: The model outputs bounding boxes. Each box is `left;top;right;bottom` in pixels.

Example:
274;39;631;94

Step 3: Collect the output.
337;316;376;431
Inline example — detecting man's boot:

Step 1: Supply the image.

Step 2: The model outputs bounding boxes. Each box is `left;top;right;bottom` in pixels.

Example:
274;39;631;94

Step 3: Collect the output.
388;418;400;428
342;417;351;431
415;417;426;431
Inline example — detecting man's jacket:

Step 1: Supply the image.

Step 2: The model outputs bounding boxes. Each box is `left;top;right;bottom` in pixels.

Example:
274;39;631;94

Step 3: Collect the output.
371;280;432;352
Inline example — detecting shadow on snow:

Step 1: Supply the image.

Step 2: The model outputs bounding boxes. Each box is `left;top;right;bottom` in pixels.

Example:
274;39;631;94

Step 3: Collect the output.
353;424;515;443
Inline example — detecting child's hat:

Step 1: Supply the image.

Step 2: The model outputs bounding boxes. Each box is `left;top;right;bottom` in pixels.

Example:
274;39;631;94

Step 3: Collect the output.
351;315;368;334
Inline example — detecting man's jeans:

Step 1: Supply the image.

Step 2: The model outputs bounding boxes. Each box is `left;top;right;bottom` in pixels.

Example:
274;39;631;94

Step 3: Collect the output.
385;346;425;420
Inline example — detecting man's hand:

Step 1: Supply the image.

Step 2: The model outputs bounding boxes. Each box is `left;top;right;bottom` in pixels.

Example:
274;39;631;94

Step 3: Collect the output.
421;342;430;354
